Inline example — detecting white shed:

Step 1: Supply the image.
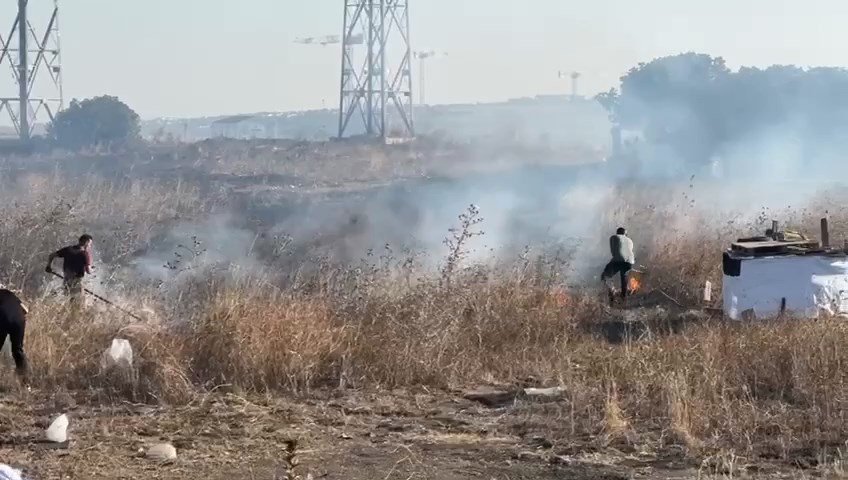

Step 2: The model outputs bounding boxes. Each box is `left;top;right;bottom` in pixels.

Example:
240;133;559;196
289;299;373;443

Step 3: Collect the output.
722;235;848;320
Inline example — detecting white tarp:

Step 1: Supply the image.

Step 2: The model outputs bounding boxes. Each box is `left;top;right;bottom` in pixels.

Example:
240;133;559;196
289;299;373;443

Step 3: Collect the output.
723;254;848;320
0;465;23;480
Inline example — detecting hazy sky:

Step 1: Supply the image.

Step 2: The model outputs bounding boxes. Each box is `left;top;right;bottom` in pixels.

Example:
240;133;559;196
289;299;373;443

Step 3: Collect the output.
5;0;848;119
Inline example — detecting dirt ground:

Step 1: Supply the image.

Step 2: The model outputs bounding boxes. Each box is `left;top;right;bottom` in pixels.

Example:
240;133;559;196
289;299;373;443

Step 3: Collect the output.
0;386;833;480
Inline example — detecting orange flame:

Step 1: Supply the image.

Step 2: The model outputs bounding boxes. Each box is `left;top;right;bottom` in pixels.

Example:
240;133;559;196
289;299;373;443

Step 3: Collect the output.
628;277;642;293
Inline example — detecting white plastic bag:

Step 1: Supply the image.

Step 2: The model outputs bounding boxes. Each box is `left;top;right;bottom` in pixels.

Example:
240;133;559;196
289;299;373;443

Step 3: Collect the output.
46;413;68;443
0;464;23;480
100;338;133;370
146;443;177;461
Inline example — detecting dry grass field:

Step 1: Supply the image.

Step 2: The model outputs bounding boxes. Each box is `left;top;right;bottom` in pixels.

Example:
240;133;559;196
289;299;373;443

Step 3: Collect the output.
1;141;848;479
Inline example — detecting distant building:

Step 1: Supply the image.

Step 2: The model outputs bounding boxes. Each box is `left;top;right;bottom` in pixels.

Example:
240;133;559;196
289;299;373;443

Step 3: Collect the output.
145;95;612;150
210;115;278;139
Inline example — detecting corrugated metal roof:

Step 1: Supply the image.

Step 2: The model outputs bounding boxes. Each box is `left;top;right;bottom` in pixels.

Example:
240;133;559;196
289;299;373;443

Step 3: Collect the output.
211;114;256;125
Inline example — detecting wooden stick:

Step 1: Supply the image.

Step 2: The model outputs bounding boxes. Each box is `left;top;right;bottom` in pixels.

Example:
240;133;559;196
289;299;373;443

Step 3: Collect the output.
821;218;830;248
47;271;145;321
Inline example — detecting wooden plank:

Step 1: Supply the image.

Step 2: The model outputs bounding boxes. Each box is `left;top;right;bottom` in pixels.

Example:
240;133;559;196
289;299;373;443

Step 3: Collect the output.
731;240;817;249
736;236;770;243
732;239;817;247
822;218;831;248
731;239;820;256
785;246;824;253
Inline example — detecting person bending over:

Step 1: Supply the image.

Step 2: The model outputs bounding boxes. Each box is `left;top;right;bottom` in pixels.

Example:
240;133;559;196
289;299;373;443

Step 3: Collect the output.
601;227;634;300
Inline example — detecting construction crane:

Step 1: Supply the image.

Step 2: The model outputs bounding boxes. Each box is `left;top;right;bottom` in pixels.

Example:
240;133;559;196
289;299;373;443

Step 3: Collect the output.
294;33;363;47
414;50;447;106
294;35;340;46
293;32;365;114
558;70;581;100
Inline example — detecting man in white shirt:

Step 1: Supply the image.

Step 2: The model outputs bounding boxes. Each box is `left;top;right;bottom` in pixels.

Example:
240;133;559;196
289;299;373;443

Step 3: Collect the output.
601;227;635;302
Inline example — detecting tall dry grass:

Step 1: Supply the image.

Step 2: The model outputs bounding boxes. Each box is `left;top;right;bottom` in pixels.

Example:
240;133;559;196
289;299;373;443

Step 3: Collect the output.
0;171;204;292
11;271;848;460
3;168;848;462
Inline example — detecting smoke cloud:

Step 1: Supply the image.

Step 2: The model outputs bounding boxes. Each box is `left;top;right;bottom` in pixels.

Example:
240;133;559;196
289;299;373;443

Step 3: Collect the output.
121;53;848;288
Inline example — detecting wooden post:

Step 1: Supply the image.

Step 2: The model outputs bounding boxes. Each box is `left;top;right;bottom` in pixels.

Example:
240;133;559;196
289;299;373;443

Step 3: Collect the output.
821;218;830;248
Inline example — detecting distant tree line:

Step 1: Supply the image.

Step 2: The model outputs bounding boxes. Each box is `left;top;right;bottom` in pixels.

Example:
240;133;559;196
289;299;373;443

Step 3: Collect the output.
597;52;848;176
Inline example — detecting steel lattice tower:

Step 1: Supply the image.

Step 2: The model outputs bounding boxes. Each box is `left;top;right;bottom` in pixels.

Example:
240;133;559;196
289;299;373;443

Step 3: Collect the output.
1;0;63;141
338;0;414;140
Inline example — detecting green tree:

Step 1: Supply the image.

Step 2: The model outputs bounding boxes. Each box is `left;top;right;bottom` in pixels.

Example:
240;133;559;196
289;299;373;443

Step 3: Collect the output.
595;88;620;123
597;52;848;177
49;95;141;150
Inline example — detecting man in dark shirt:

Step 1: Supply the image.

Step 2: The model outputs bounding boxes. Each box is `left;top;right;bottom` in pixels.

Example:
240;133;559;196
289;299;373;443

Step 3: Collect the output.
46;234;94;303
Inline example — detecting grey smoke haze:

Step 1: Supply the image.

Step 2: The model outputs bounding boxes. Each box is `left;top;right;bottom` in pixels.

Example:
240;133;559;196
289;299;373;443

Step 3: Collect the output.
132;54;848;287
132;215;263;287
130;157;842;288
606;54;848;182
128;163;615;286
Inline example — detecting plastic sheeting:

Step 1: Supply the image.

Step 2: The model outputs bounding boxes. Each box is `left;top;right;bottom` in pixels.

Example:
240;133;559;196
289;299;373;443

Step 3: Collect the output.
100;338;133;370
46;413;69;443
0;465;24;480
723;254;848;320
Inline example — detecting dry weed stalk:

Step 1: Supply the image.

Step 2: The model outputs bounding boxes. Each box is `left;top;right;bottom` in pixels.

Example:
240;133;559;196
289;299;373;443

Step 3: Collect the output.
440;204;484;287
666;371;702;450
602;379;629;439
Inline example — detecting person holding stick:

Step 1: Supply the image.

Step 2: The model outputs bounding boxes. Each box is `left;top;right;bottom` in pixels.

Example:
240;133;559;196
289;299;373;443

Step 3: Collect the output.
43;235;148;322
46;234;94;306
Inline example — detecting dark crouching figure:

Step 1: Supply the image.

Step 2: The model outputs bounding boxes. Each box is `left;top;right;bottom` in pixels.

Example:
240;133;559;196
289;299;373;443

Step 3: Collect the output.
0;289;28;380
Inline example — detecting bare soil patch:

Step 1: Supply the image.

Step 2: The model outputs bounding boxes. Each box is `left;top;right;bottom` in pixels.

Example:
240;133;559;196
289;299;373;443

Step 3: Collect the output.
0;387;828;479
